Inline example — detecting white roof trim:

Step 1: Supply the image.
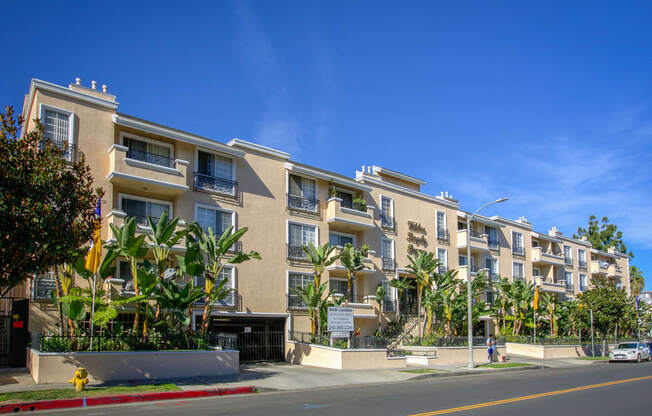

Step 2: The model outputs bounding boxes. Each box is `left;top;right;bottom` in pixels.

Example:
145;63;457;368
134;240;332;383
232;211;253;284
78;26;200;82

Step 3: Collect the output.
372;166;426;185
113;114;245;158
456;211;505;228
490;216;534;230
531;232;563;244
286;163;372;192
557;234;592;247
590;248;617;259
227;138;291;160
28;79;119;111
358;174;459;209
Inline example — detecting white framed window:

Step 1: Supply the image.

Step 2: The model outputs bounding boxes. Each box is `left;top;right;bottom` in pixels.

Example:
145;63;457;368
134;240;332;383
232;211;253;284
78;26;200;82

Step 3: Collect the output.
579;273;587;291
195;149;236;196
40;104;74;147
512;232;524;255
485;257;499;280
380;195;394;228
194;266;235;306
436;210;447;239
485;291;496;307
512;262;524;281
119;193;172;226
381;280;396;312
288;271;313;308
563;245;572;265
437;248;448;273
195;204;235;236
329;277;355;302
564;271;573;290
381;238;395;270
329;231;356;247
287;221;318;259
578;249;587;268
458;255;467;266
335;189;354;209
486;226;499;249
32;268;57;301
288;174;318;212
121;132;174;168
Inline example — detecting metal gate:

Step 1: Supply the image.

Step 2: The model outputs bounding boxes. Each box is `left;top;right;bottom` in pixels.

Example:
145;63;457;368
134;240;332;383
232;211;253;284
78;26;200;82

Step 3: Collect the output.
209;317;285;362
0;317;10;367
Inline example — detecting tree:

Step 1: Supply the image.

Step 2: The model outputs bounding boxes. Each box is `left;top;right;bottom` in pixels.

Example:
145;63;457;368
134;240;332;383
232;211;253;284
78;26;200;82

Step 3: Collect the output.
538;292;559;336
492;277;513;335
292;282;329;337
189;224;260;335
303;242;338;288
390;277;413;319
0;106;100;295
406;251;440;337
509;280;534;335
573;215;632;257
577;276;629;356
338;243;370;305
629;266;645;297
375;284;386;332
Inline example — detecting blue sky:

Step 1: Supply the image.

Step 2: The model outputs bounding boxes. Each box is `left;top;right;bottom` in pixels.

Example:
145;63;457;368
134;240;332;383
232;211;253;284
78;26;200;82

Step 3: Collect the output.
3;1;652;289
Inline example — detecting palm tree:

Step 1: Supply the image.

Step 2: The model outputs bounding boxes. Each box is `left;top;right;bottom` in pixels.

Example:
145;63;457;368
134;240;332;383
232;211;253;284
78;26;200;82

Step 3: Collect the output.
630;266;645;297
509;280;534;335
303;242;339;288
406;251;440;337
375;284;386;333
339;243;370;304
188;224;260;334
493;277;512;335
106;217;149;332
434;270;460;335
390;277;413;319
292;282;329;337
421;288;439;336
539;292;559;336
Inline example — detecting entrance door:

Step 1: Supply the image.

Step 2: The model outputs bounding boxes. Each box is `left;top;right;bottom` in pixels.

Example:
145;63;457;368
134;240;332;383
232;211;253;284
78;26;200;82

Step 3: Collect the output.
400;287;419;317
209;317;285;362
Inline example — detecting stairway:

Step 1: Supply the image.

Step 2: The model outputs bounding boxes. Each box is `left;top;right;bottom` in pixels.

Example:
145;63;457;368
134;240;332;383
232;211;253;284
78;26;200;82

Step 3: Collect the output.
387;316;420;350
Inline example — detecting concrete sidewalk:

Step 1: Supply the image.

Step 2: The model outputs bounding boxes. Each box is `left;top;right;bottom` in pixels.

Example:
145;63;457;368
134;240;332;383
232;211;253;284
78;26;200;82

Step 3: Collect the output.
0;356;597;394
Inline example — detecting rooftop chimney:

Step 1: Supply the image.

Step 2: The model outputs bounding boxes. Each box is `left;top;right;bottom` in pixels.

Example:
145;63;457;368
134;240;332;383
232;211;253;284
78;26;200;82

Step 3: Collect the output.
102;84;107;93
75;77;81;85
548;226;562;237
91;80;97;90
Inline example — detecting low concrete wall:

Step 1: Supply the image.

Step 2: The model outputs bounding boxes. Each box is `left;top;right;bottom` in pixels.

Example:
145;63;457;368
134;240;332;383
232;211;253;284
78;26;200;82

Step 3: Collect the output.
505;343;614;359
286;341;406;370
27;348;239;384
401;345;496;365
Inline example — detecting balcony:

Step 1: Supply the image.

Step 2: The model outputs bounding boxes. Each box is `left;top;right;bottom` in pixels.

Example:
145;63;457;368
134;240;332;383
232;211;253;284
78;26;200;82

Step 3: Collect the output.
607;263;622;278
195;289;241;310
107;144;189;196
326;197;375;232
326;247;374;274
591;260;609;275
531;247;565;266
329;294;377;317
194;173;238;198
456;265;488;282
287;244;309;262
382;257;396;272
287;194;320;215
457;230;489;253
534;276;567;294
39;140;84;163
436;229;450;243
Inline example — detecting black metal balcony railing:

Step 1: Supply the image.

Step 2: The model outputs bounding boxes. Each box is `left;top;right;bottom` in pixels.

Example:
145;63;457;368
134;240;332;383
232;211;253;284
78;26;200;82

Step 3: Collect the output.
287;194;319;213
579;261;587;270
194;173;238;197
195;289;241;309
287;294;307;309
438;265;448;274
382;300;397;313
287;244;307;260
226;240;243;253
126;214;160;227
381;215;394;230
489;272;500;281
488;239;500;250
39;140;83;162
382;257;396;271
564;257;573;266
469;230;485;239
436;229;449;241
126;148;175;168
512;246;524;255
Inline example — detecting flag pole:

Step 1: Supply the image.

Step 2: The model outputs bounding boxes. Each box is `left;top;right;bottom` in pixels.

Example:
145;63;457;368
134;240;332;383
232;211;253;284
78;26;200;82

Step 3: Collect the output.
90;272;97;351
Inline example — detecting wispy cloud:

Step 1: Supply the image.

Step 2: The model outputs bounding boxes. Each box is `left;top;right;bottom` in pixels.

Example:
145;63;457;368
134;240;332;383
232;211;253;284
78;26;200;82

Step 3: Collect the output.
438;106;652;250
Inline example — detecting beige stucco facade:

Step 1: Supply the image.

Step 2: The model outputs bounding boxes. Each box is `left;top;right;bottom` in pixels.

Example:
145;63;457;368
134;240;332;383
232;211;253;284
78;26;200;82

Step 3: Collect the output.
20;78;631;353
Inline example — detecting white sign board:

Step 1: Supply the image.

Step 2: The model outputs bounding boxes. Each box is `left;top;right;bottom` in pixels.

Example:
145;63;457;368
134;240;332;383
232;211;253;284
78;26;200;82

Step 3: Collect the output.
327;307;354;332
331;331;350;339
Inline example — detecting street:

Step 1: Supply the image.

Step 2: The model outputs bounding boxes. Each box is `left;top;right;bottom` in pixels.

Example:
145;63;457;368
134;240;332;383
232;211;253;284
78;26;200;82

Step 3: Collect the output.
47;362;652;415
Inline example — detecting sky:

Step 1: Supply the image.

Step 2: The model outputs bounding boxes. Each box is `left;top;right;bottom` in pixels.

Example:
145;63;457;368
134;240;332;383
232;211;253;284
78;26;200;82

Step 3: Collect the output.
3;1;652;289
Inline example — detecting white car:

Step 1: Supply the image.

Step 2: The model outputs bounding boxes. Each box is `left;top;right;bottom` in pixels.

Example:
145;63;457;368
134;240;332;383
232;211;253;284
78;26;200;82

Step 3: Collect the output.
609;342;651;363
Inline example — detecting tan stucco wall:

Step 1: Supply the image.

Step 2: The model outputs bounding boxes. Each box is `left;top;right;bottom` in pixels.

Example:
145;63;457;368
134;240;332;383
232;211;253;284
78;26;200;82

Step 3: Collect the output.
285;341;406;370
401;345;493;365
28;348;239;384
505;342;615;359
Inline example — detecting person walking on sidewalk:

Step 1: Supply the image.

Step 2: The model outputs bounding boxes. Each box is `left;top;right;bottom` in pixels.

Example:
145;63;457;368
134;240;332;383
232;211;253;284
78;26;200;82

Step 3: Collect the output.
486;334;496;363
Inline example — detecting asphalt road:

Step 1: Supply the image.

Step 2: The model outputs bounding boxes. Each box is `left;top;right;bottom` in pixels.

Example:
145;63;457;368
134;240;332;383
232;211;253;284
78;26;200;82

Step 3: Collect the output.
46;362;652;416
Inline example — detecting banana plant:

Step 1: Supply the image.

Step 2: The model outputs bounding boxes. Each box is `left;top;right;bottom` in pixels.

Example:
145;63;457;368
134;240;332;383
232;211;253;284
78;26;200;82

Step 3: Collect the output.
292;282;331;338
154;278;205;332
186;223;260;334
375;284;386;332
303;242;339;288
406;251;440;337
339;243;370;305
106;217;149;332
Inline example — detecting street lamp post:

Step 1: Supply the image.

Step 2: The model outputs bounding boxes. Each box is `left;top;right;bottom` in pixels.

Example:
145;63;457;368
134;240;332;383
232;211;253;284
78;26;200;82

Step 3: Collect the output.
466;197;508;369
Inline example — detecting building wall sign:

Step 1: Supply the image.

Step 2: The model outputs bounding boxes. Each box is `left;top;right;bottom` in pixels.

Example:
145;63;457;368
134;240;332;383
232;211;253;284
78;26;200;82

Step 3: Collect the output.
407;220;428;255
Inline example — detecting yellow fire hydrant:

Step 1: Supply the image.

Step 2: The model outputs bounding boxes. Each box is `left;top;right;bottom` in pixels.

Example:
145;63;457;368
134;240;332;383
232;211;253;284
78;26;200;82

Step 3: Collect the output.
68;368;89;392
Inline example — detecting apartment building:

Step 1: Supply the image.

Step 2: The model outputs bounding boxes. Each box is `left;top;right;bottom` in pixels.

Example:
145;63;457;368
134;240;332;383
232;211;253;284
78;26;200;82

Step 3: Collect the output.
20;78;630;358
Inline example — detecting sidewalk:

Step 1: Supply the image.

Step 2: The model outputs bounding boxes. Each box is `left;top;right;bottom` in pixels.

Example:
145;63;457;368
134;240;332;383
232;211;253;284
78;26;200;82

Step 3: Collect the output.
0;356;596;395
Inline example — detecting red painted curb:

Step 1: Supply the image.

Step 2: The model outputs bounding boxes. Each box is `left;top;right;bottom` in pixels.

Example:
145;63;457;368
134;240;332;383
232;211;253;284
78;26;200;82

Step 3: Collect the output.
0;386;256;413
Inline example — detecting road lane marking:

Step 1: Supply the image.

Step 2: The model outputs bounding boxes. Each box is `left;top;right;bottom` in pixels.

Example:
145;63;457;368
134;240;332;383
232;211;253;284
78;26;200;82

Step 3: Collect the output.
408;375;652;416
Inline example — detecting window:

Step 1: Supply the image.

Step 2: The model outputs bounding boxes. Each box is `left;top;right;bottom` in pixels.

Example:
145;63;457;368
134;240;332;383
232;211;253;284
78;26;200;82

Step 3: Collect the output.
288;222;317;258
578;249;587;269
485;257;499;281
436;211;447;239
120;195;171;226
564;271;573;290
32;269;56;300
486;226;499;249
288;174;318;212
486;291;495;307
512;232;524;255
381;196;394;228
512;262;524;281
458;255;467;266
533;267;541;277
381;238;395;270
563;245;572;265
123;136;173;168
196;150;236;195
42;108;72;146
437;248;448;273
579;274;587;291
329;232;355;247
195;267;235;306
288;272;312;308
458;221;467;230
329;279;353;302
382;280;396;312
336;190;354;209
196;206;234;236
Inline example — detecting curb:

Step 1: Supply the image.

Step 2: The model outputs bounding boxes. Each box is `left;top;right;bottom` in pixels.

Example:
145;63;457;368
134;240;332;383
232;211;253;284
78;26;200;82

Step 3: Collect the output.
410;365;545;381
0;386;256;413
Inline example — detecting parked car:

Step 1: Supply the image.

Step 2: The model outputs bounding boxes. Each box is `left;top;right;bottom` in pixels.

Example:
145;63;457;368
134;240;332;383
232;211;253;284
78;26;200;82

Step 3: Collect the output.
609;342;651;363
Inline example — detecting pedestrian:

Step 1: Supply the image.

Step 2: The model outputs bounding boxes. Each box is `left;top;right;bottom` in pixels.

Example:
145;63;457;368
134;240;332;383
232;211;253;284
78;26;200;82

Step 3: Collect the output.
486;334;496;363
